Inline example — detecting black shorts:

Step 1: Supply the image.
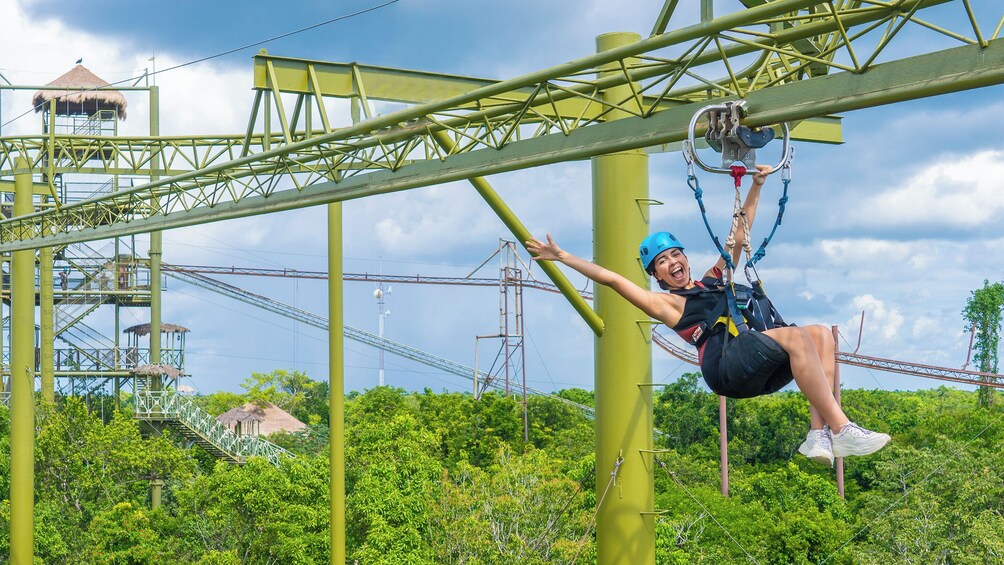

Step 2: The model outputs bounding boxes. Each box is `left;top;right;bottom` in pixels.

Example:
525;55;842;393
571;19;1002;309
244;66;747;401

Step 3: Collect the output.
700;331;794;399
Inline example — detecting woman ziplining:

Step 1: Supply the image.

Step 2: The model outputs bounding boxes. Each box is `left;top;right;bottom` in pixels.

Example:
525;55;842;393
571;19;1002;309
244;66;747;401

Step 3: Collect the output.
526;104;890;466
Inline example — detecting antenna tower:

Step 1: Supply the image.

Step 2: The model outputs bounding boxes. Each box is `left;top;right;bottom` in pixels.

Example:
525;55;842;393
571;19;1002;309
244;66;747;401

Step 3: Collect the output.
473;239;528;440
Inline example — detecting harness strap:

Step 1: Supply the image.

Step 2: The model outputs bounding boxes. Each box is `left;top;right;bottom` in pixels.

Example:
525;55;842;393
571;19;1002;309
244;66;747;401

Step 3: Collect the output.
724;283;751;334
671;279;762;347
688;174;735;272
746;171;791;270
749;279;788;330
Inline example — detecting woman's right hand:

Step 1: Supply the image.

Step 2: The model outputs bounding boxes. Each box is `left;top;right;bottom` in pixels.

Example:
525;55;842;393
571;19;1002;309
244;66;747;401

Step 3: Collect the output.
525;234;562;262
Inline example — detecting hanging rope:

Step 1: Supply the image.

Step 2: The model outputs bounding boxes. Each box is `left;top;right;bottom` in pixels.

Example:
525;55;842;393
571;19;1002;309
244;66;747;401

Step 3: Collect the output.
724;165;754;267
655;456;761;564
570;456;623;564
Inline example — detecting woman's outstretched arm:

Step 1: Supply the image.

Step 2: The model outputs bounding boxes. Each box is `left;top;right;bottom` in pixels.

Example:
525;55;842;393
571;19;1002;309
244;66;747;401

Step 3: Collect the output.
526;234;683;326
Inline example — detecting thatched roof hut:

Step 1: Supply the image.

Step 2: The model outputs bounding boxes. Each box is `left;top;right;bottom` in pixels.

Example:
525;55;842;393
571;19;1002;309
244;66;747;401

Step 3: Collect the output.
217;402;307;437
31;64;127;119
124;322;190;336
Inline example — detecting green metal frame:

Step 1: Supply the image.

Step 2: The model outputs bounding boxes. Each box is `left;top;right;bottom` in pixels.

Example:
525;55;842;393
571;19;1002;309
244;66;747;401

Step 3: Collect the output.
2;38;1000;252
7;0;999;251
250;52;839;139
2;2;1003;562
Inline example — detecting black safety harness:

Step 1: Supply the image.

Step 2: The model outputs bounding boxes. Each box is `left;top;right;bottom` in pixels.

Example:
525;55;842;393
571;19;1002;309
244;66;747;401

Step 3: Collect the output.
669;276;789;349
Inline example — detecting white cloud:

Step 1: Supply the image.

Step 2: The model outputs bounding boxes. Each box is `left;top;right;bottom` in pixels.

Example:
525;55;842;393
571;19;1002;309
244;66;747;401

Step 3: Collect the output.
1;2;130;135
851;150;1004;230
847;294;903;340
911;316;940;341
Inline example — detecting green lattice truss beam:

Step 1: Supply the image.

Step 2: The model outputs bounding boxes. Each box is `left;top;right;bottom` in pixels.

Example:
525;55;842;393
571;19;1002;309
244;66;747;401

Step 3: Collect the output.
1;0;1002;252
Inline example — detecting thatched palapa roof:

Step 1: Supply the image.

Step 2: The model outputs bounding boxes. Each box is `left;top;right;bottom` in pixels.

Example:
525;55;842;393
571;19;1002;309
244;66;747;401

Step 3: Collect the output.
217;402;307;437
130;364;183;378
32;64;127;119
124;322;190;336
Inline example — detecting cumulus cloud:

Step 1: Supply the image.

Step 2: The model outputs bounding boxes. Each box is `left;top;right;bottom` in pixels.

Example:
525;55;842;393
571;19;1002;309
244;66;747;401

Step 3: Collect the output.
850;150;1004;231
0;2;132;135
848;294;903;340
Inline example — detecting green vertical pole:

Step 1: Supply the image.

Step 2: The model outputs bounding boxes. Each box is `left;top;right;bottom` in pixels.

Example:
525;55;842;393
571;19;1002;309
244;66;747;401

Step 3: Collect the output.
149;86;162;379
10;157;36;565
146;86;163;509
328;202;345;565
41;100;55;402
150;479;163;509
592;32;654;565
1;255;5;393
40;214;54;403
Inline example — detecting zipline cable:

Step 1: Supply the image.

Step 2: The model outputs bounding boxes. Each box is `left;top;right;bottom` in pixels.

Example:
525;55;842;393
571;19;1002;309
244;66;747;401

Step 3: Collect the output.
655;456;761;564
570;457;622;561
0;0;401;129
819;412;1003;564
837;329;886;390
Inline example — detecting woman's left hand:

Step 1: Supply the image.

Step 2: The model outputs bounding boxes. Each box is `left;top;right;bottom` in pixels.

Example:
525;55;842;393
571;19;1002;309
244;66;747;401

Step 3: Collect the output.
526;234;563;261
751;164;772;186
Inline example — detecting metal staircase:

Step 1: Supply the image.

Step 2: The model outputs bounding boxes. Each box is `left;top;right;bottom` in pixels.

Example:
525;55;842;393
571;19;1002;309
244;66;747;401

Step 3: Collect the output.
133;390;289;465
55;242;118;340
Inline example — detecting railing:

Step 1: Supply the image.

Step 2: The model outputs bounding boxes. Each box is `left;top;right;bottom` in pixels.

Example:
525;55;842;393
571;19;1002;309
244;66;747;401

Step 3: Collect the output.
134;390;289;465
53;347;184;372
57;376;113;397
60;110;117;136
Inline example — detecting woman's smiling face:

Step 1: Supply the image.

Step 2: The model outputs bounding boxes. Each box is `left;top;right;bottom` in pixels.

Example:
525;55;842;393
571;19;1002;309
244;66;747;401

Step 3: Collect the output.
652;248;690;289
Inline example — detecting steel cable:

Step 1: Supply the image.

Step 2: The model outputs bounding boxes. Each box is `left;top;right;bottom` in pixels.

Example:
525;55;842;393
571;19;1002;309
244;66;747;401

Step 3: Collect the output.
655;456;761;564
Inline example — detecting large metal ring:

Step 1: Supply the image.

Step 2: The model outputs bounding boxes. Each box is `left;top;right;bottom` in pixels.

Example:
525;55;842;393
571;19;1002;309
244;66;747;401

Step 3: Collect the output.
684;102;792;176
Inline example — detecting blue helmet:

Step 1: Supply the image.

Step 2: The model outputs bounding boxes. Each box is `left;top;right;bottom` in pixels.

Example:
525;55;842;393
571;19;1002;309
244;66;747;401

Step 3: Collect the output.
639;231;684;272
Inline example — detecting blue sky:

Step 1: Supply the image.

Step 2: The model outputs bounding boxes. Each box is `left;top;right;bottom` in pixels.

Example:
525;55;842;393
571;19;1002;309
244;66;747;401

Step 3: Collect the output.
2;0;1003;397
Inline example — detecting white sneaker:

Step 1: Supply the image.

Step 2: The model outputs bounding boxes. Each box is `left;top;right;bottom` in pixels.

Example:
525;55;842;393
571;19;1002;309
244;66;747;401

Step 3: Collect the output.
831;422;891;458
798;428;834;467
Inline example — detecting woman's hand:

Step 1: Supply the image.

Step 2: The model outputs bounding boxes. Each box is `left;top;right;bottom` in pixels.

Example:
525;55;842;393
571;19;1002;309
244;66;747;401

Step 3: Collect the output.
525;234;563;262
751;164;773;187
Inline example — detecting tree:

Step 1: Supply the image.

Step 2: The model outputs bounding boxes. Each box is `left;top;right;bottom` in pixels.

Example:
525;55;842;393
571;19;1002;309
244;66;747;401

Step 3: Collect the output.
430;446;589;564
84;502;171;565
654;373;720;458
962;280;1004;406
525;395;593;462
241;368;325;424
344;388;442;564
34;399;194;523
172;456;330;564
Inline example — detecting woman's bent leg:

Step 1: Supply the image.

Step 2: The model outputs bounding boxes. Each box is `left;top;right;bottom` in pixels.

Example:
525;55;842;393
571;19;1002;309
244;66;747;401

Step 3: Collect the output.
763;325;890;458
762;325;848;431
805;325;837;431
